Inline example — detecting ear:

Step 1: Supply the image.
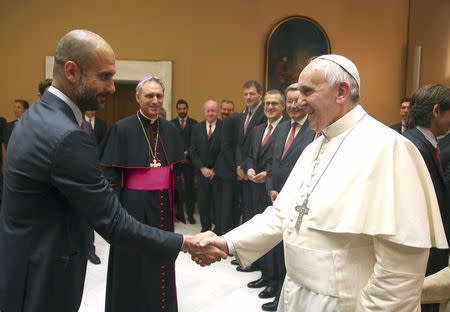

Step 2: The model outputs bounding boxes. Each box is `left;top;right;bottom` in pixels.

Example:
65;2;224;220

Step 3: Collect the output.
432;103;441;117
135;92;140;103
64;61;80;83
336;81;350;102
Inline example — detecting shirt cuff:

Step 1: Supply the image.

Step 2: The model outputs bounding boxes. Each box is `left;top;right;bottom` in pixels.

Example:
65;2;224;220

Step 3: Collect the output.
226;239;235;256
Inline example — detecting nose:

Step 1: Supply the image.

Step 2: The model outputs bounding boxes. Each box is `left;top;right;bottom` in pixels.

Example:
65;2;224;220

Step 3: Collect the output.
108;79;116;94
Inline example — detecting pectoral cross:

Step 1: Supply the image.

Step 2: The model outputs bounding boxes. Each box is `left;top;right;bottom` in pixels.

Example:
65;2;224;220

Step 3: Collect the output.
151;158;161;168
294;199;309;231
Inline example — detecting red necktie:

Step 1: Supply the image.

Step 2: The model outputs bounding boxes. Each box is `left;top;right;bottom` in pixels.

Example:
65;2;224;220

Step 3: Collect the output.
435;146;443;171
244;111;252;135
180;119;185;129
208;123;213;140
261;124;273;146
282;122;298;159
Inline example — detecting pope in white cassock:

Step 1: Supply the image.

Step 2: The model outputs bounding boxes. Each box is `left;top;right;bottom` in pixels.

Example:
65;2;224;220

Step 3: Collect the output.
199;54;448;311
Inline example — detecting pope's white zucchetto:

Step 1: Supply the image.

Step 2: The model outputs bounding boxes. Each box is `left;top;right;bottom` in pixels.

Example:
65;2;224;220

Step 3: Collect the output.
316;54;360;88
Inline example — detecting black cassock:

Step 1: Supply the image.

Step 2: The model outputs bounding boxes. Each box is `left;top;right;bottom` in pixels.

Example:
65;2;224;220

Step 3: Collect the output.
100;112;184;312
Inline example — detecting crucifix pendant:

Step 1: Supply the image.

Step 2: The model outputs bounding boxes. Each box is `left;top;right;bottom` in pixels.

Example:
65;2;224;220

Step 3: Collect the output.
294;199;309;231
150;158;161;168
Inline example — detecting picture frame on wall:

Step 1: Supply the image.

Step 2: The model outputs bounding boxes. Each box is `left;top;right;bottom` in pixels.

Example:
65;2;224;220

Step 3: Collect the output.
265;16;331;92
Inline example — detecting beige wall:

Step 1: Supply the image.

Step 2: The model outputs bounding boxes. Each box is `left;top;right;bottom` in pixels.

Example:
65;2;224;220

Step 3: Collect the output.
405;0;450;96
0;0;410;124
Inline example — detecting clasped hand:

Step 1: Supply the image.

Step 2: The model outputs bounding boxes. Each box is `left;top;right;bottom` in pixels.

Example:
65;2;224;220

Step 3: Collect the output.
182;231;228;266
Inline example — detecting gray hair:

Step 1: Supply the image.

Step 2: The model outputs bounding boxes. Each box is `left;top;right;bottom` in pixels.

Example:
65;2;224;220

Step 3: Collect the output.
285;83;299;98
310;58;360;103
136;75;165;95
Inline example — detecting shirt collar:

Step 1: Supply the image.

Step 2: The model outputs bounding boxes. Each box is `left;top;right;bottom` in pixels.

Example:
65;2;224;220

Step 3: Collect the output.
268;115;283;128
47;86;83;127
248;101;262;115
139;109;158;124
417;126;438;148
292;115;308;126
321;105;366;139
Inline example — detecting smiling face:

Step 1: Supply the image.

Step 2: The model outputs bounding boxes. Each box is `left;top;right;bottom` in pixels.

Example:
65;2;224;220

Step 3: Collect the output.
297;64;342;131
136;80;164;119
203;100;219;124
264;93;285;122
286;89;307;122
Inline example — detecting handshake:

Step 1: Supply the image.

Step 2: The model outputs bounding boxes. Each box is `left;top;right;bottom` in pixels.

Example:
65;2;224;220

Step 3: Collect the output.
181;231;230;266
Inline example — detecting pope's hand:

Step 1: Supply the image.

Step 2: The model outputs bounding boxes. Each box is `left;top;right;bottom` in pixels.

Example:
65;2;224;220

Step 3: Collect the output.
190;236;229;266
181;231;228;266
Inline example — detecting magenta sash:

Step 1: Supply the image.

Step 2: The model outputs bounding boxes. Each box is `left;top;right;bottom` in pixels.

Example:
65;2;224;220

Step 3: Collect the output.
123;166;171;191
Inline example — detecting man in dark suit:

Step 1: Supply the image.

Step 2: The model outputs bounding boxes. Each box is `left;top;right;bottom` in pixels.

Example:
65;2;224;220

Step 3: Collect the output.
234;80;267;272
0;29;224;312
403;83;450;312
261;83;315;311
3;99;29;149
390;97;411;133
171;99;198;224
439;133;450;190
214;111;240;235
243;89;287;300
190;100;223;232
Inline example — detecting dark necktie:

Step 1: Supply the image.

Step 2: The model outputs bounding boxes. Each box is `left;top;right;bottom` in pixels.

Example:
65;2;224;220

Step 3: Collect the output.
208;123;213;140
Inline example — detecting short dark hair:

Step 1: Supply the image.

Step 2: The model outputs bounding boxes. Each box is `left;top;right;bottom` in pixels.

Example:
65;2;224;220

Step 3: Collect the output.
221;99;234;105
400;97;411;106
176;99;188;108
15;99;30;110
408;84;450;128
242;80;262;93
38;78;53;95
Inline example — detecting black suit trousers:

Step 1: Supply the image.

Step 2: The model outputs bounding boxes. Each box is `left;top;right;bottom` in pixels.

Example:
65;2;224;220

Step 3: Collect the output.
181;163;196;217
196;174;219;231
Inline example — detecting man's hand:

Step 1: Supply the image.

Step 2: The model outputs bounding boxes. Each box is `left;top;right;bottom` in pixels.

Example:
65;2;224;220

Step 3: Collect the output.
236;166;247;180
200;167;213;178
247;168;256;181
191;236;229;266
181;231;228;266
269;190;278;202
253;171;267;183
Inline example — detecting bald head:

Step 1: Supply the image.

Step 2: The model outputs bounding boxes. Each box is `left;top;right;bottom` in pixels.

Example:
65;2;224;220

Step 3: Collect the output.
53;29;113;77
203;100;219;123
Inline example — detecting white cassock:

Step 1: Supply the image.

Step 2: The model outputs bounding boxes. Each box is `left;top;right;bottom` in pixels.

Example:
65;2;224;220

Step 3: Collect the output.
224;105;448;312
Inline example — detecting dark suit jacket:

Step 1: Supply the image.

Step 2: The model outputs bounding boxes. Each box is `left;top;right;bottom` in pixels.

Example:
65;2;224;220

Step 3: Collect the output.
266;119;315;193
390;122;402;134
189;120;223;172
439;133;450;190
244;120;285;174
3;119;17;149
404;127;450;275
93;116;107;145
0;91;183;312
170;117;197;158
235;103;267;169
214;114;240;180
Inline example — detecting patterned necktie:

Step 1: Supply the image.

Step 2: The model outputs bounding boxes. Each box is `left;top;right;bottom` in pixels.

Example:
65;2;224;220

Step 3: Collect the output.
180;118;185;129
435;146;443;171
244;111;252;135
282;122;298;159
261;124;273;146
207;123;213;140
